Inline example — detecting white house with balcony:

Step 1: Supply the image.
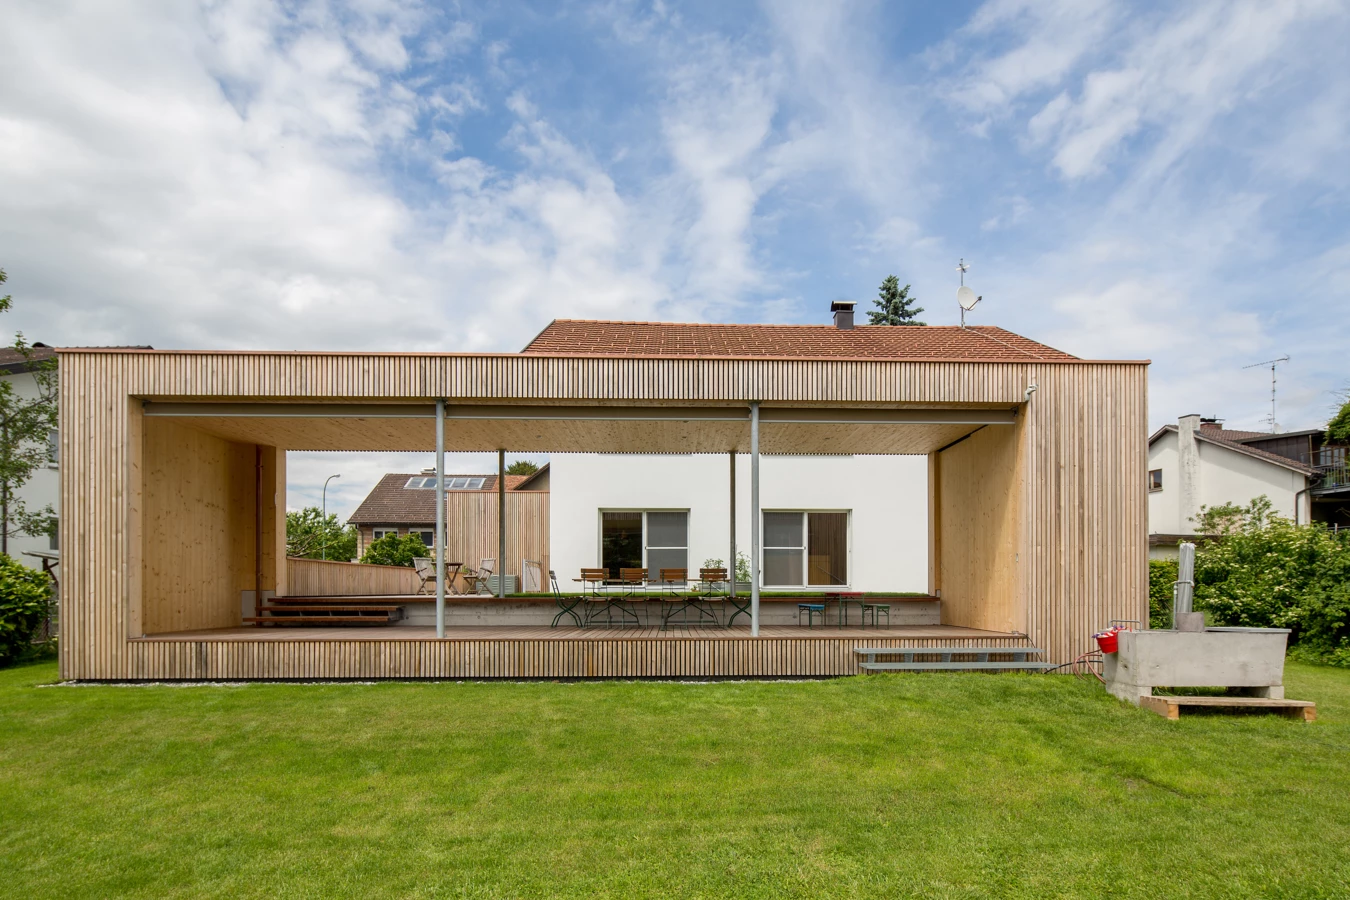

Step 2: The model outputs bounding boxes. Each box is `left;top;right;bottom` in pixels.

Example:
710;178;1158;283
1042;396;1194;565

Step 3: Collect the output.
1147;414;1316;558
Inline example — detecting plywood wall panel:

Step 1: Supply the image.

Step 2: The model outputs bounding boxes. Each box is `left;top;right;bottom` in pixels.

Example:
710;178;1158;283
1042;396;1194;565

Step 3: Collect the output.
937;419;1024;634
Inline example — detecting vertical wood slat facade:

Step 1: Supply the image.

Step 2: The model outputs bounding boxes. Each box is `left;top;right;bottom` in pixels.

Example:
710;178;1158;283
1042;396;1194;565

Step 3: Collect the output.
59;350;1148;679
121;633;1032;680
444;491;549;581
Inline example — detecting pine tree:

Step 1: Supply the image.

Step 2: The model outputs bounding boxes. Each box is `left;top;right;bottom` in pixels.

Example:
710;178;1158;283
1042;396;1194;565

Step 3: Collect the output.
866;275;925;326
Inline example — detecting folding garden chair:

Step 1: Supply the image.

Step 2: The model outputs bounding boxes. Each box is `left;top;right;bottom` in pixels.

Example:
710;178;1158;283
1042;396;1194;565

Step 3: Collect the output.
464;558;495;595
413;557;437;595
550;569;583;628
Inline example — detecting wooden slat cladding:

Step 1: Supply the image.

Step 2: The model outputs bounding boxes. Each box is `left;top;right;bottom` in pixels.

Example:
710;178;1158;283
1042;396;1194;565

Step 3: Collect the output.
59;350;1147;678
62;350;1110;404
1019;364;1148;664
286;559;421;596
120;633;1031;680
445;491;548;580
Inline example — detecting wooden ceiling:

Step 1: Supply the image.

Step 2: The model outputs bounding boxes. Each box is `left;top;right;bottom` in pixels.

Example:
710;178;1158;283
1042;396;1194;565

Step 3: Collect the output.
142;402;1016;455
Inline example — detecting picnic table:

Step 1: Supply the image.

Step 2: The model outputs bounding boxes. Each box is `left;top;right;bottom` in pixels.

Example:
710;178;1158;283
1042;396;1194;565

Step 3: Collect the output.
824;592;867;628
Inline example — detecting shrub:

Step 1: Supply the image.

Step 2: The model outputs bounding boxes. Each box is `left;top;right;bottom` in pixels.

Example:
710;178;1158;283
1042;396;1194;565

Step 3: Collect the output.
360;533;431;568
0;553;53;667
1193;500;1350;665
1148;558;1178;630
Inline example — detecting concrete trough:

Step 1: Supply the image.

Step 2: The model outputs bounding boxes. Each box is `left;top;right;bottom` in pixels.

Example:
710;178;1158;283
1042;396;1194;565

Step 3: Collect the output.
1103;627;1291;704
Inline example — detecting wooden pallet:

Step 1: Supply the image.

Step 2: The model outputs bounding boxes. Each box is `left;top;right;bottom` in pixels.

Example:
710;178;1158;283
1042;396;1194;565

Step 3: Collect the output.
1140;695;1316;721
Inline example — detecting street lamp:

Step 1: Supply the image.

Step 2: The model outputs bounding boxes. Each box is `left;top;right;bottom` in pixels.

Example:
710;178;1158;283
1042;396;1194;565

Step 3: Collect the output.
321;473;341;560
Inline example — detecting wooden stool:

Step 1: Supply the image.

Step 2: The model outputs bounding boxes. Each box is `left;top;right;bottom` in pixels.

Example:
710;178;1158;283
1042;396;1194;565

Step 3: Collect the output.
862;603;890;627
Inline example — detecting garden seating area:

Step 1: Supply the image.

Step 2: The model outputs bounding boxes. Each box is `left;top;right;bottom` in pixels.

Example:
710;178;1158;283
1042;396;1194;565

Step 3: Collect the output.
553;569;900;631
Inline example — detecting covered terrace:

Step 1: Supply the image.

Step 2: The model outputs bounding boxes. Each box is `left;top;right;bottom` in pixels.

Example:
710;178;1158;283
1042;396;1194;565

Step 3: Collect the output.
58;342;1148;679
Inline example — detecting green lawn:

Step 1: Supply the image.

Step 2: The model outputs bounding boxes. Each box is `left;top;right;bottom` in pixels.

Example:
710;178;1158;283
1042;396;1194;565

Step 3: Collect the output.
2;663;1348;899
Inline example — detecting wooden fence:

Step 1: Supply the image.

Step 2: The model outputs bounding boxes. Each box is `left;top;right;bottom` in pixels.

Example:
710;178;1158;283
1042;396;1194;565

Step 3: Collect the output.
286;558;421;596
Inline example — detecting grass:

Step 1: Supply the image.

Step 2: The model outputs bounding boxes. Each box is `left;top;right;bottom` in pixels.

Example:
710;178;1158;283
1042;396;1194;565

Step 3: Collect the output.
2;663;1349;899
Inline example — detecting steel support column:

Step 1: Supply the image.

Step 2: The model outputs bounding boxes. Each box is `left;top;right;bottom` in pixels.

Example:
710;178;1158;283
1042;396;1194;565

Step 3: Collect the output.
435;399;446;638
498;449;506;599
750;401;760;637
729;449;736;603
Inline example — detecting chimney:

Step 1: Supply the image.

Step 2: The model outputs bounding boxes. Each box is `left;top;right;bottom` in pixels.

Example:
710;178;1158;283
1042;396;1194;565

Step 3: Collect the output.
831;300;856;330
1177;414;1202;532
1199;417;1223;434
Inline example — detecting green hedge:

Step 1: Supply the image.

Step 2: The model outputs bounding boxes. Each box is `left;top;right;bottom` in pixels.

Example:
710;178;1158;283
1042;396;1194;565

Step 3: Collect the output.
1148;558;1178;630
1192;504;1350;667
0;554;53;667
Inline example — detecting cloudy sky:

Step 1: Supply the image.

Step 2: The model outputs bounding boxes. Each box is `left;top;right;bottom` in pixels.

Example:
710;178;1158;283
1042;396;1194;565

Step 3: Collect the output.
3;0;1347;519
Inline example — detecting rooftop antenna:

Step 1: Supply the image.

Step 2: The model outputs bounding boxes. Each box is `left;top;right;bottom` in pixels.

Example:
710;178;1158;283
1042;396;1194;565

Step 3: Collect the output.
956;258;981;327
1242;355;1290;433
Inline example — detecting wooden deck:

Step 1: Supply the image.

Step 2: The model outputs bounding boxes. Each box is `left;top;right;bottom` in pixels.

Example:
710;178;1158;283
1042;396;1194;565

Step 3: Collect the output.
118;625;1031;680
140;624;1006;642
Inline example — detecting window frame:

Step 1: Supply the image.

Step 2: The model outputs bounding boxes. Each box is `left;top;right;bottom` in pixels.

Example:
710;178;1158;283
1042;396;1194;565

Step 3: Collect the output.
760;510;852;589
597;509;689;577
1148;469;1163;493
48;428;59;466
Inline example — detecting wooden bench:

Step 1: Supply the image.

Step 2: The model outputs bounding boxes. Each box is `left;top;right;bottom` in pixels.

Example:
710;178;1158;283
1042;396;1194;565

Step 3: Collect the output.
853;646;1053;673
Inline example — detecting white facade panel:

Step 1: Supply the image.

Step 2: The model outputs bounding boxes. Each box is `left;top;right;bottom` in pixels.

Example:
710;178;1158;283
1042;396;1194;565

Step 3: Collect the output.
548;453;928;592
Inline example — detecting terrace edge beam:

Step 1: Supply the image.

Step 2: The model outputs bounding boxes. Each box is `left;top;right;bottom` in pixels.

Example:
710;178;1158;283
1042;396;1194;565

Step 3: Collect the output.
57;349;1148;678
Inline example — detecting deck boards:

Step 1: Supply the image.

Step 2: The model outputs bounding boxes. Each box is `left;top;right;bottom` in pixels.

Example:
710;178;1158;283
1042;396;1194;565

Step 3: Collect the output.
138;624;1012;642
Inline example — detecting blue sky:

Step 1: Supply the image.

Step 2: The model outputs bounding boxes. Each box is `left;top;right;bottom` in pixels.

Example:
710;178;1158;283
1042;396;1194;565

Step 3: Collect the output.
2;0;1347;518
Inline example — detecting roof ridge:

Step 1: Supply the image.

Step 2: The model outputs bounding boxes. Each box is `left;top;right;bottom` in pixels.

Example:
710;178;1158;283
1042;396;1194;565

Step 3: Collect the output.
547;318;1029;331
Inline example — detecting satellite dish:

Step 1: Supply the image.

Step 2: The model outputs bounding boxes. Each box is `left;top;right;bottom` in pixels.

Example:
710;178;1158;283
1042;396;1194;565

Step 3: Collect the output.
957;285;980;311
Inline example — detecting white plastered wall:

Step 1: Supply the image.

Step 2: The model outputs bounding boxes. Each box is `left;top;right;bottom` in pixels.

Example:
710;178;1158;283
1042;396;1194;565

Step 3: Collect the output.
548;453;929;593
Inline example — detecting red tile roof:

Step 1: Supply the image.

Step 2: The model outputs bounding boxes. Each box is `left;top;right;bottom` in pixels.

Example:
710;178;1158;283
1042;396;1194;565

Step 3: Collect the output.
1199;424;1270;442
348;473;532;525
521;320;1076;361
0;343;57;373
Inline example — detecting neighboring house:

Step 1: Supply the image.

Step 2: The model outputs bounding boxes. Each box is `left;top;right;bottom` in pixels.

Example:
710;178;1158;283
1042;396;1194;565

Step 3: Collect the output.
524;314;1077;594
347;468;544;556
1147;414;1318;558
0;342;59;569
